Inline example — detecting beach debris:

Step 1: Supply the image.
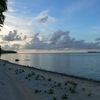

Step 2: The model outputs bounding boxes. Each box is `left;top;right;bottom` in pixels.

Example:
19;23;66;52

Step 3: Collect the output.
15;59;19;62
66;81;77;86
15;59;19;64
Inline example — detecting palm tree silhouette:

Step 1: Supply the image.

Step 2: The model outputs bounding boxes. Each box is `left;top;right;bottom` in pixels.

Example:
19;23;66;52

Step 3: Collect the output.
0;0;8;30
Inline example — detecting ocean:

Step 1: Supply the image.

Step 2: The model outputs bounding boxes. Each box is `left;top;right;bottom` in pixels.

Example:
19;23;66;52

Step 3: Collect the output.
1;53;100;81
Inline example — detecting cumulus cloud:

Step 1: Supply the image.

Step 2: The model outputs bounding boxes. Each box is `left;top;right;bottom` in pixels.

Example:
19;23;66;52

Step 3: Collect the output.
23;35;27;40
30;33;40;43
23;30;100;50
2;30;100;50
1;30;27;41
50;30;70;44
95;38;100;41
25;33;46;49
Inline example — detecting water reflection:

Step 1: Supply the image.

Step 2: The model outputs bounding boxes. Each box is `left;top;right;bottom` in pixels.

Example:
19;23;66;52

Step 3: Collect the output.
1;53;100;80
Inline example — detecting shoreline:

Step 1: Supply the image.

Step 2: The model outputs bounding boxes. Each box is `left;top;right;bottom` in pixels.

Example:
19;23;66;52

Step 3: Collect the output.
2;59;100;83
0;59;100;100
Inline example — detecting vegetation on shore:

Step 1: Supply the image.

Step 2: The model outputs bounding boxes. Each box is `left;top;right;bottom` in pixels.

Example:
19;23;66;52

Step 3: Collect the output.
0;45;17;54
1;50;17;53
0;0;8;30
7;65;94;100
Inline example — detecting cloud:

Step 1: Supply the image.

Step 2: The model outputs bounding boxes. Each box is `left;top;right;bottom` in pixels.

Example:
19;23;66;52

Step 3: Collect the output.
23;30;100;50
38;16;48;23
3;44;21;50
95;38;100;41
30;33;40;43
2;29;100;50
8;0;15;5
28;10;56;25
50;30;70;44
1;30;27;41
64;0;98;17
25;33;46;49
8;7;18;12
23;35;27;40
90;26;100;34
2;10;56;36
0;42;7;44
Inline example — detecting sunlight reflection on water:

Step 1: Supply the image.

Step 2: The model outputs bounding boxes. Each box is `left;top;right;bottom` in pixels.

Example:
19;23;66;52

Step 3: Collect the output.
1;53;100;81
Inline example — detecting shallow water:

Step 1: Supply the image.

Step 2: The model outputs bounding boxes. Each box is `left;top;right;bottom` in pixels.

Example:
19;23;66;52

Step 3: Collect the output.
1;53;100;81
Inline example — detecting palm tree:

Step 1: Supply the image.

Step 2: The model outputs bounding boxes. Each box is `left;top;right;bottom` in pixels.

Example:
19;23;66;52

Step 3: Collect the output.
0;0;7;30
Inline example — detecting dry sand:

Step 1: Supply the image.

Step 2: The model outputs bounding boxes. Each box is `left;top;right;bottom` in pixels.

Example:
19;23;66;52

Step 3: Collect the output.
0;59;100;100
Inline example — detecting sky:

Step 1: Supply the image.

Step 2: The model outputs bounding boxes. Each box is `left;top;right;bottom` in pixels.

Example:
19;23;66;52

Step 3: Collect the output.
0;0;100;50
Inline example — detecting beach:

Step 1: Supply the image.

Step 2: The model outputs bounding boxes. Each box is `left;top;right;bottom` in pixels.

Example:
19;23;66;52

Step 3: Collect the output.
0;59;100;100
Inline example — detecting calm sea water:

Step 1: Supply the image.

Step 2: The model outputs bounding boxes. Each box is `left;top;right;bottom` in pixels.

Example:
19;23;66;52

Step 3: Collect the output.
1;53;100;81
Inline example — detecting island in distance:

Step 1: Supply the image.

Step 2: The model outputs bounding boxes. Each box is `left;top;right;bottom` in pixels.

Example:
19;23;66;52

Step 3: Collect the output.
0;45;17;54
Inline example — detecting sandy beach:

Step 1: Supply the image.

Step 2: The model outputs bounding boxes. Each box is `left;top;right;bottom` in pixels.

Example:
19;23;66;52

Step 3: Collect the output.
0;59;100;100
